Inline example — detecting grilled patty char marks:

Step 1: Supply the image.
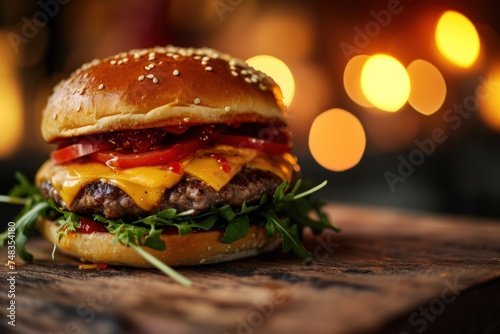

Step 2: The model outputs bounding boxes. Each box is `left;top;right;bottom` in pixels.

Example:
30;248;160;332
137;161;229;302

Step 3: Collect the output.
39;168;282;219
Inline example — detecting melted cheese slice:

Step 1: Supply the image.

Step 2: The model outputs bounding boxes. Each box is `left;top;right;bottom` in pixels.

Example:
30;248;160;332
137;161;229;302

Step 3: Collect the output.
246;152;298;183
184;145;258;191
36;145;296;211
36;160;187;211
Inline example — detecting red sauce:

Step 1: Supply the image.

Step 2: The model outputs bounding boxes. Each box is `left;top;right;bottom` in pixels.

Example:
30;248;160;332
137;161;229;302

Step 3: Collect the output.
76;218;108;234
221;163;231;173
166;161;183;174
161;125;189;135
211;154;232;173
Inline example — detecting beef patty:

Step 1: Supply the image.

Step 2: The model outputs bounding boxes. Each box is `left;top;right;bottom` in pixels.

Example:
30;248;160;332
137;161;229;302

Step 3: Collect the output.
39;168;282;219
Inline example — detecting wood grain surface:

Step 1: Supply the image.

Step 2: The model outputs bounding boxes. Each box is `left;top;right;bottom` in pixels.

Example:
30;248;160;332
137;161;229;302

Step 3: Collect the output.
1;204;499;334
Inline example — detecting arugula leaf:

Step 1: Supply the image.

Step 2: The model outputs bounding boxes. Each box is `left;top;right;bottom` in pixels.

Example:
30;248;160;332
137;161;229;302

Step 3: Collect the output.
218;204;237;222
13;201;50;261
0;173;50;261
261;211;311;262
189;215;217;230
220;214;250;243
142;228;165;250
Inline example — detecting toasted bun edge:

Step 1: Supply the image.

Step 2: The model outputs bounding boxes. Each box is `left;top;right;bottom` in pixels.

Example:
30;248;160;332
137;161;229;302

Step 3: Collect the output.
39;218;281;267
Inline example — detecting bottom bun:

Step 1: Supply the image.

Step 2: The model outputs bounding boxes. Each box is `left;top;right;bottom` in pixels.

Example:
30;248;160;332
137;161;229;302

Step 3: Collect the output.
39;218;281;267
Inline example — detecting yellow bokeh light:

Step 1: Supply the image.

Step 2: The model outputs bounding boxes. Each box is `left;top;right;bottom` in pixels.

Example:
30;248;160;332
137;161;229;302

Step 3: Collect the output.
246;55;295;106
407;59;447;115
360;54;410;112
435;11;480;68
0;31;23;158
478;65;500;131
344;55;373;108
309;108;366;172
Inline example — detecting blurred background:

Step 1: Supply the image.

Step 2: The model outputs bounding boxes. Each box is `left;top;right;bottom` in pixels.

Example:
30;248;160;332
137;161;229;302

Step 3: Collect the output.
1;0;500;222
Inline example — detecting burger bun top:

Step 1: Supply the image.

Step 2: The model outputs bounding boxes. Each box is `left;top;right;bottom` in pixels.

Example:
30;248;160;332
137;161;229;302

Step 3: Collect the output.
42;45;286;143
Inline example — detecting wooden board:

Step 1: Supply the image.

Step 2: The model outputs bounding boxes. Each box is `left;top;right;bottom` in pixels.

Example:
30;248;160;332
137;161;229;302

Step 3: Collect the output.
1;204;500;334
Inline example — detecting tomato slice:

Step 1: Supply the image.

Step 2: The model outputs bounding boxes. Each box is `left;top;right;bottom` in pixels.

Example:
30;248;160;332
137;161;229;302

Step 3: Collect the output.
213;134;291;155
51;142;114;164
91;138;205;169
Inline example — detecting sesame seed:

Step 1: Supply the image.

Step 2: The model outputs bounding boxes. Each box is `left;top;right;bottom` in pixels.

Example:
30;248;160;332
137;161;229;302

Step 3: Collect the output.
138;75;145;81
173;54;180;59
224;106;231;112
146;74;154;79
117;60;123;65
183;117;190;122
229;57;246;67
110;60;117;65
83;73;88;79
173;69;179;76
133;53;141;59
98;84;104;90
231;71;238;77
241;70;248;75
194;56;201;60
259;83;268;91
194;98;201;105
207;246;212;251
200;259;206;264
244;77;252;83
205;66;213;71
152;77;159;84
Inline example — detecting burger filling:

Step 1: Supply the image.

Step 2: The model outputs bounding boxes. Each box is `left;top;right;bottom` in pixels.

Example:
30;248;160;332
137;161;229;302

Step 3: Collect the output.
39;168;282;219
36;122;296;219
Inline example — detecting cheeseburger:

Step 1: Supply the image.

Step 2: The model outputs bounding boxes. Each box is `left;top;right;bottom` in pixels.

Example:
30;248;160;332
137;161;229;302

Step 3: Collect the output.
1;46;336;282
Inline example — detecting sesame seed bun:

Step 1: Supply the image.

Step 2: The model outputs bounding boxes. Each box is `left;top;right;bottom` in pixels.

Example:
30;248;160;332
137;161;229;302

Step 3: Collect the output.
39;218;281;267
41;45;286;143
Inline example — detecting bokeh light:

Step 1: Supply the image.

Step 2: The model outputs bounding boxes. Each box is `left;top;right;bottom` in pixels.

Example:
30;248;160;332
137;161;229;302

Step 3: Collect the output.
435;10;480;68
360;54;411;112
246;55;295;106
0;31;23;158
309;108;366;172
344;55;373;108
407;59;447;115
478;64;500;131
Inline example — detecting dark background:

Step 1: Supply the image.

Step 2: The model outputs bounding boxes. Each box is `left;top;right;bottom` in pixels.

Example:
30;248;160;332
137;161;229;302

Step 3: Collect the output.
1;0;500;223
